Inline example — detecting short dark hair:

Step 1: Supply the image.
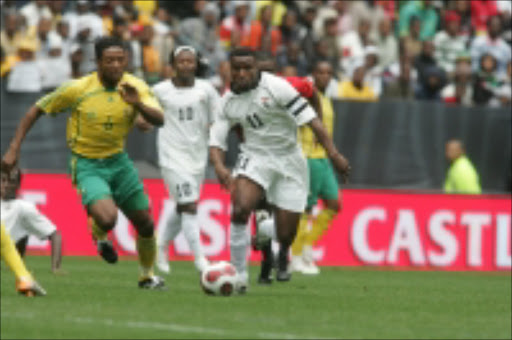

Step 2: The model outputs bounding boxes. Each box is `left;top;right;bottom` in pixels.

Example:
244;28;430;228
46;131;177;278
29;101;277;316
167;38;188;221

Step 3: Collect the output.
312;59;332;72
229;47;256;61
94;36;126;60
255;50;274;63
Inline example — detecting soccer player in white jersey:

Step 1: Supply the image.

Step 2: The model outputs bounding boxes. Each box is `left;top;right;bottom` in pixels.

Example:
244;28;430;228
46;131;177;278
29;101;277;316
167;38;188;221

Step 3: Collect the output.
1;167;63;274
153;46;219;274
209;48;351;292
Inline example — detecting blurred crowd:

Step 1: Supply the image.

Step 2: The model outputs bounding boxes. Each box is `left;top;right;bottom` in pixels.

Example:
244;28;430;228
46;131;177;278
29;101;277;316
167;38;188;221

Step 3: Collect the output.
1;0;511;107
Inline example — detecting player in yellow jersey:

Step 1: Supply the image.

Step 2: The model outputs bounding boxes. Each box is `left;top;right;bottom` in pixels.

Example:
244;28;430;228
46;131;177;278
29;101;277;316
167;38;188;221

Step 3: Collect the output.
2;37;166;289
290;60;346;275
1;220;46;296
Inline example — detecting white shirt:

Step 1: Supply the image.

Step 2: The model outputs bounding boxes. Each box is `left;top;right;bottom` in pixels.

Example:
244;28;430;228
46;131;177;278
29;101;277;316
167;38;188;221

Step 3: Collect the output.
1;199;56;243
7;60;43;93
38;56;72;90
209;72;317;157
153;78;220;174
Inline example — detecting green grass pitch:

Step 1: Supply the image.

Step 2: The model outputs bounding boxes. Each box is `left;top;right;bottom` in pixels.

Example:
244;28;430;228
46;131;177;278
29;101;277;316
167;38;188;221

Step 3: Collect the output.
1;256;511;339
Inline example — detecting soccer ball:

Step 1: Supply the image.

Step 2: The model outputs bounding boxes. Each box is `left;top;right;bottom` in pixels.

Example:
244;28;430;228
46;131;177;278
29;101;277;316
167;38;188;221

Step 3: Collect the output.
200;261;237;296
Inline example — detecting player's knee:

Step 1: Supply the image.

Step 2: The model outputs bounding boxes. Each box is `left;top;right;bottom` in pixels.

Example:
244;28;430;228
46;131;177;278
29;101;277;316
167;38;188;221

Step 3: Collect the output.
135;219;154;238
95;211;117;231
327;200;341;213
231;204;251;224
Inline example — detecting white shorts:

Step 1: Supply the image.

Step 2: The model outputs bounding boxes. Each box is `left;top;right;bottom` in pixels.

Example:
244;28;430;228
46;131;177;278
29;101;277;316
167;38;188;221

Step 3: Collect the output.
232;150;309;213
161;167;204;204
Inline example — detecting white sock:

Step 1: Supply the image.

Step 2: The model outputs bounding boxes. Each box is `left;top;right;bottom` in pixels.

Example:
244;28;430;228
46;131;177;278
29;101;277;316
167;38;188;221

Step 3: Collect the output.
157;211;182;249
257;216;276;241
230;221;249;275
181;212;207;271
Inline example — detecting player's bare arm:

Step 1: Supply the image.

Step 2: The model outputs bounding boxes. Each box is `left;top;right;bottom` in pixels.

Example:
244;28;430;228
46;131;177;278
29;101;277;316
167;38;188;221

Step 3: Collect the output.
308;90;323;121
209;147;233;191
308;117;351;183
135;115;153;132
1;106;45;172
118;82;164;127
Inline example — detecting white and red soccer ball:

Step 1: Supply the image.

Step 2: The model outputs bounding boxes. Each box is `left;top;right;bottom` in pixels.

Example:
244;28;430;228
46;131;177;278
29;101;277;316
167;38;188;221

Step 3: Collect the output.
200;261;237;296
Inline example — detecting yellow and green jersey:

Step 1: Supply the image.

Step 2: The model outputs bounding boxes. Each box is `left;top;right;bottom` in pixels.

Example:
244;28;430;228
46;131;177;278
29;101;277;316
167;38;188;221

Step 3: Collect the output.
36;72;161;159
299;91;334;159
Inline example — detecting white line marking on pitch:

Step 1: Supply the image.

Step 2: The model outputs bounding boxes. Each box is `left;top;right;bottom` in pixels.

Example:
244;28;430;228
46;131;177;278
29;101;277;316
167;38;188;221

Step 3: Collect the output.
3;312;330;339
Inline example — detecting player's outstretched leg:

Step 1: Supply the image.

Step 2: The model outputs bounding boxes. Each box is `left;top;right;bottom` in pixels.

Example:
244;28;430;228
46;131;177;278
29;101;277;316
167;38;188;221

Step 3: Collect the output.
254;210;275;284
180;203;209;273
156;210;182;274
88;200;119;264
125;208;166;290
231;176;264;293
273;208;301;282
1;223;46;297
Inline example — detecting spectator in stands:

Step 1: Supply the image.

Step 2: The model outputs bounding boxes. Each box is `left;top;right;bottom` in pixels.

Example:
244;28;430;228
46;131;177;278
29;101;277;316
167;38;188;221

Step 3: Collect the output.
470;15;512;74
219;0;251;50
496;60;511;106
473;53;504;107
399;0;439;41
323;17;341;67
337;61;377;101
1;12;25;58
415;65;447;101
471;0;498;36
64;0;103;40
139;24;161;85
313;37;340;77
69;43;83;78
383;60;415;100
452;0;472;39
20;0;52;29
348;0;387;39
178;2;225;77
441;55;474;106
47;0;66;28
338;18;372;76
402;16;423;60
74;15;97;75
277;40;308;77
6;39;43;93
497;0;511;46
243;5;282;55
363;46;383;97
311;0;337;40
332;0;352;36
255;0;287;27
111;16;142;77
299;5;318;66
414;40;438;84
35;16;61;59
38;34;71;91
209;59;230;94
56;19;72;58
281;65;298;77
444;139;481;194
280;10;305;47
375;17;398;71
434;11;468;76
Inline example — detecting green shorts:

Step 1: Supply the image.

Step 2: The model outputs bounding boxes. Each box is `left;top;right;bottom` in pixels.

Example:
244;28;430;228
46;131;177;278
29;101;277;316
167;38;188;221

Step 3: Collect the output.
70;152;149;212
306;158;339;210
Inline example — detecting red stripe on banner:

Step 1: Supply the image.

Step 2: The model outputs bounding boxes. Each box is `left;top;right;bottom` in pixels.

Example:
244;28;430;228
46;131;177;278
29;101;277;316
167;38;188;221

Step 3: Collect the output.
18;174;511;271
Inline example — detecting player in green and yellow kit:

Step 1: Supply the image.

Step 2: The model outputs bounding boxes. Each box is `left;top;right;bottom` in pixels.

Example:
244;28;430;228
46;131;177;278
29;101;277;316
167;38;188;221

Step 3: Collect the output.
2;37;166;289
290;60;346;275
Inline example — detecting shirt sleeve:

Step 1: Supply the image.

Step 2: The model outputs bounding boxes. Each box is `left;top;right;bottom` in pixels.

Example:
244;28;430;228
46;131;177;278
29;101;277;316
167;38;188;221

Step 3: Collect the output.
272;76;316;126
35;80;78;115
138;82;163;111
21;202;57;240
208;96;231;151
206;83;221;125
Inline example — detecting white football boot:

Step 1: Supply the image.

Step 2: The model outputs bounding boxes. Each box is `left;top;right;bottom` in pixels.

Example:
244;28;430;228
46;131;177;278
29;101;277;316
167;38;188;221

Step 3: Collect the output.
302;245;320;275
235;271;249;294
